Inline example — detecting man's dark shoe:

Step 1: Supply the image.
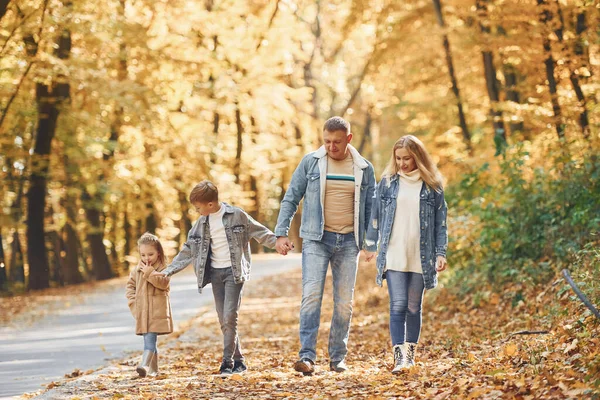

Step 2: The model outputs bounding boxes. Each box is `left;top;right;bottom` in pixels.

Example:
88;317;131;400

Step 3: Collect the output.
294;358;315;374
329;360;348;372
219;361;234;377
233;360;247;374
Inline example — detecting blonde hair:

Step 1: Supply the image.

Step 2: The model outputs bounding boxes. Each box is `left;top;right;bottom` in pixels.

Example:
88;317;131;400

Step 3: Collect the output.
189;180;218;203
382;135;444;192
137;232;166;267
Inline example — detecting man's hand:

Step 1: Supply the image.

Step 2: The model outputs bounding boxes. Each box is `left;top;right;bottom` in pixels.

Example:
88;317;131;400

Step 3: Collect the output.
276;236;294;255
364;250;376;262
435;256;448;272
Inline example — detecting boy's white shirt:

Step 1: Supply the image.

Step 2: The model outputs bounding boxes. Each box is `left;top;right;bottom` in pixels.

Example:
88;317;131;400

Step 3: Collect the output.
208;204;231;269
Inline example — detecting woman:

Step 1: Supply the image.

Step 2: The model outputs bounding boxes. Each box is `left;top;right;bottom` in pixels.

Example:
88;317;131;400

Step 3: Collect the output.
365;135;448;373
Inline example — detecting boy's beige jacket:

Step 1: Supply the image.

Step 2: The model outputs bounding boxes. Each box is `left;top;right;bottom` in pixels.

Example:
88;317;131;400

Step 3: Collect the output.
125;262;173;335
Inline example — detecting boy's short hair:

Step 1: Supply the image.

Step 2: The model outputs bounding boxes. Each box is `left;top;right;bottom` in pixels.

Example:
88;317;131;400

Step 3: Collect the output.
190;180;218;203
323;116;350;135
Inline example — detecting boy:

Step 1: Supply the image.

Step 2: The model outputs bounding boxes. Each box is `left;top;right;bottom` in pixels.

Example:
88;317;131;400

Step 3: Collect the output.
162;180;278;376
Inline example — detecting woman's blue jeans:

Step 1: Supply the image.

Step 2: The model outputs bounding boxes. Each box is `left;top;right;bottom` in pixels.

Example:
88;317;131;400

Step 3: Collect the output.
386;271;425;345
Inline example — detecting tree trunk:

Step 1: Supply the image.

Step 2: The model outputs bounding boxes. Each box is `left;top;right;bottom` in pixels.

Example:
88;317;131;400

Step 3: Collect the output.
537;0;565;138
178;192;192;246
294;124;303;150
569;73;590;138
85;202;112;280
303;4;322;146
280;169;302;251
50;230;65;286
62;154;84;284
503;63;525;135
123;210;132;257
207;32;220;167
109;208;119;268
482;51;507;152
135;218;143;244
210;101;220;166
358;111;372;154
234;102;243;184
27;4;71;290
79;5;124;280
9;230;24;283
0;0;10;21
28;87;63;290
556;6;590;138
476;0;507;153
550;1;590;138
574;12;589;65
432;0;472;149
145;202;158;234
64;206;84;284
0;231;7;291
249;175;261;253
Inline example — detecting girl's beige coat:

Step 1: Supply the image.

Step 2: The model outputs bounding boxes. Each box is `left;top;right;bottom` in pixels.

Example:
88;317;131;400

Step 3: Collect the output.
125;263;173;335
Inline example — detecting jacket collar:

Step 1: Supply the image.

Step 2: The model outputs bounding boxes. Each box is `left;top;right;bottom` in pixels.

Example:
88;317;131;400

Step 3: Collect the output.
313;144;368;169
220;202;235;214
200;202;235;224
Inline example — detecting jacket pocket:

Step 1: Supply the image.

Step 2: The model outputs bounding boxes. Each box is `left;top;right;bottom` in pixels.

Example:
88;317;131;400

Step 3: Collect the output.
307;173;320;192
231;224;248;247
189;238;202;256
232;224;246;234
151;293;170;319
128;300;136;317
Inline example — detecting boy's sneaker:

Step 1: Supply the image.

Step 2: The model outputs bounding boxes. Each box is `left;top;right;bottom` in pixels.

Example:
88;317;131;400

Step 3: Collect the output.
219;361;234;377
233;360;247;374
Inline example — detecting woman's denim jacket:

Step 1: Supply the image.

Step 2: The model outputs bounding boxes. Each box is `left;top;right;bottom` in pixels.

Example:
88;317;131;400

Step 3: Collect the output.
163;203;276;293
365;174;448;290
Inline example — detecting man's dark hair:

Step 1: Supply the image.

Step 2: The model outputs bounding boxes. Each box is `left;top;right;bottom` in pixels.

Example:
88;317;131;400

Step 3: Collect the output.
323;116;350;135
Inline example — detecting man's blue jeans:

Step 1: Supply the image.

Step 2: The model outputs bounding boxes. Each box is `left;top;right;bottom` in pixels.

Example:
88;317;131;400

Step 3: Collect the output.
299;231;360;363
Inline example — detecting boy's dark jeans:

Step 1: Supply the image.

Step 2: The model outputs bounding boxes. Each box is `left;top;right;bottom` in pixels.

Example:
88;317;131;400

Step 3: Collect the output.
211;267;244;363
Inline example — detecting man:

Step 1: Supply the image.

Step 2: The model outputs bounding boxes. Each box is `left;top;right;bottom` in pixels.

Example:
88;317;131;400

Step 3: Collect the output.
275;116;376;374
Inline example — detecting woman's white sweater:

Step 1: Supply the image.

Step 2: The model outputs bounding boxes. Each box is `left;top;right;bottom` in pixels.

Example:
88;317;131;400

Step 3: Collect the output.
385;169;423;274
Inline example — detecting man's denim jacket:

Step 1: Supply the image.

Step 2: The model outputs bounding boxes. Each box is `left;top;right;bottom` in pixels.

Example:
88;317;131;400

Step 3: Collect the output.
275;144;376;249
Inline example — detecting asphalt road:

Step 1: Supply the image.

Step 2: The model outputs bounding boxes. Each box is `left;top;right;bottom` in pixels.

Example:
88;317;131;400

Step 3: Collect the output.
0;254;301;399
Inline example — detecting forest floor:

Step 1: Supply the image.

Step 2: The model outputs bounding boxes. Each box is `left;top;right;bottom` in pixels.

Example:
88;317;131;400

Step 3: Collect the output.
24;260;600;399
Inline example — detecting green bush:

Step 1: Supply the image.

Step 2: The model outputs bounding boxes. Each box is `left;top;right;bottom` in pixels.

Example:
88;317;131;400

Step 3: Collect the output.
446;145;600;292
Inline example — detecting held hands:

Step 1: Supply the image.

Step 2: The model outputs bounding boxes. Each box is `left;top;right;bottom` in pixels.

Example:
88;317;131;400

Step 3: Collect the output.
435;256;448;272
276;236;294;256
364;250;377;262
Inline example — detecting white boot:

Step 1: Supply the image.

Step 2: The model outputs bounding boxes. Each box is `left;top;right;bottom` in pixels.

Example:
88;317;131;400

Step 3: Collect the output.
148;352;158;376
405;342;417;368
136;350;155;377
392;344;406;374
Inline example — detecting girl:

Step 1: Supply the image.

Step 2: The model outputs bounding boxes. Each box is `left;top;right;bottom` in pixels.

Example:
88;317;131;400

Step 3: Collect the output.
365;135;448;373
126;232;173;377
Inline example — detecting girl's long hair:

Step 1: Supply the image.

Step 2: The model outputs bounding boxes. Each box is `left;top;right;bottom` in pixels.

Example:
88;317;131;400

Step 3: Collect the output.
137;232;166;267
382;135;444;192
